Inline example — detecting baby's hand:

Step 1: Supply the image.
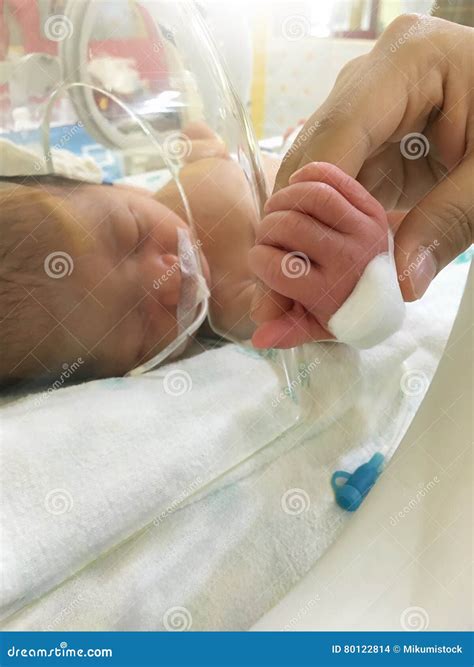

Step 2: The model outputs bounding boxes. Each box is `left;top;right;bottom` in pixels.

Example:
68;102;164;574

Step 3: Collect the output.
248;162;389;348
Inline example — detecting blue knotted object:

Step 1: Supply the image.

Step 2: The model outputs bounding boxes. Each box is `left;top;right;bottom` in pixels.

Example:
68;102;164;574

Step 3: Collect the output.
331;453;385;511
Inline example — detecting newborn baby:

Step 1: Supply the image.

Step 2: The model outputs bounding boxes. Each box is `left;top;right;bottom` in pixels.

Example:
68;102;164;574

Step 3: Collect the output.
0;125;268;385
0;127;398;386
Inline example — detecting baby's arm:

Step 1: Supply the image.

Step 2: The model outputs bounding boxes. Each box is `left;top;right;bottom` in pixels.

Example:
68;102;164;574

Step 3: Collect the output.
155;155;260;339
249;162;395;349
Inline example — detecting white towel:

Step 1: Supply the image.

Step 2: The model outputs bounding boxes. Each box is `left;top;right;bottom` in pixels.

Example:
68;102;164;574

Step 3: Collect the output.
0;260;469;630
0;137;102;182
0;344;300;621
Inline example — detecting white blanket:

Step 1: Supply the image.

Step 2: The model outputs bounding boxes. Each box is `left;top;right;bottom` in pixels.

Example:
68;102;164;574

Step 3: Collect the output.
0;260;469;630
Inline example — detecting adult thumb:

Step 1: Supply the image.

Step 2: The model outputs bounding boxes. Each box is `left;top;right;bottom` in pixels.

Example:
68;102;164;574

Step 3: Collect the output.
394;157;473;301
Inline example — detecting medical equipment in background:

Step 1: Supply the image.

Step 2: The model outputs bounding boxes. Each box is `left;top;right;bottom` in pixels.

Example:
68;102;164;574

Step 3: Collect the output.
0;0;310;416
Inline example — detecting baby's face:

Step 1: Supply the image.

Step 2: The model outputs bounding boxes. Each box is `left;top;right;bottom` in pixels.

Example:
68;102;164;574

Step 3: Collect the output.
42;182;209;378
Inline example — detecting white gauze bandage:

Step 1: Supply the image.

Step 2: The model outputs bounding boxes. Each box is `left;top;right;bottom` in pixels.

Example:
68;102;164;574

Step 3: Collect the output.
327;235;406;349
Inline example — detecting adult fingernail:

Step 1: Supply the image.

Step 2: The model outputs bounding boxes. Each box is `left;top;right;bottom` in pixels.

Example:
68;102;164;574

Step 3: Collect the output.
408;247;437;299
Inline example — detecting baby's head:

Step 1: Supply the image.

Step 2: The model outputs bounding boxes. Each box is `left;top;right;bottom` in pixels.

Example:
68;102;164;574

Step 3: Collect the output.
0;177;205;387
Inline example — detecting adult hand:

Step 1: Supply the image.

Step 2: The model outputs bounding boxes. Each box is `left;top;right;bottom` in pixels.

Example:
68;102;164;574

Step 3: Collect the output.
251;14;473;336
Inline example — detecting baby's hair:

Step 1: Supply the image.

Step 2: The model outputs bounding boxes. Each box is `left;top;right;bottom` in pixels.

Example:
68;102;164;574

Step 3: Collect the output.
0;178;87;386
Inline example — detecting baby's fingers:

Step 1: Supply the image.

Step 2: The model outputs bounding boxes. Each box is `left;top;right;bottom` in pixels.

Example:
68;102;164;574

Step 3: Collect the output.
289;162;386;221
252;303;331;349
248;244;323;308
256;210;346;267
264;181;366;235
250;281;292;325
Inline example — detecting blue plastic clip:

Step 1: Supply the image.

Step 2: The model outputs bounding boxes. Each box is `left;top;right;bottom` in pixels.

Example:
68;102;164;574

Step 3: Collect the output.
331;452;385;512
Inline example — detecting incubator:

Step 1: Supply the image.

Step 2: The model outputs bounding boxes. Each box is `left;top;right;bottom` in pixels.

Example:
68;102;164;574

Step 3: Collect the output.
0;0;310;416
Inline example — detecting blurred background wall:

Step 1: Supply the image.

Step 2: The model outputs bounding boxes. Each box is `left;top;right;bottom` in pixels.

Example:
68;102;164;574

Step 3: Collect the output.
237;0;473;138
1;0;472;139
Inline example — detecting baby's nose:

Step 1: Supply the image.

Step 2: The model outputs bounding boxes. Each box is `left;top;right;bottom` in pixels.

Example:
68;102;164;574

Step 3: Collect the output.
151;254;182;306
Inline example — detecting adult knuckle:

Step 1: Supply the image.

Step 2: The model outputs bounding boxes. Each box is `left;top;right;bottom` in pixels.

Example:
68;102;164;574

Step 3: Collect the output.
386;13;424;36
380;13;432;55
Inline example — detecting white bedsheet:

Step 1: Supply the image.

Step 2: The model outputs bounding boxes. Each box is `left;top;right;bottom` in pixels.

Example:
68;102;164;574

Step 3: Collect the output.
0;261;469;631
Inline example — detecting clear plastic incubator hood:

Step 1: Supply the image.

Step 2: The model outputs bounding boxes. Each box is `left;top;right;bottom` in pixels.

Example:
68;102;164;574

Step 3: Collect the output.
0;0;311;429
